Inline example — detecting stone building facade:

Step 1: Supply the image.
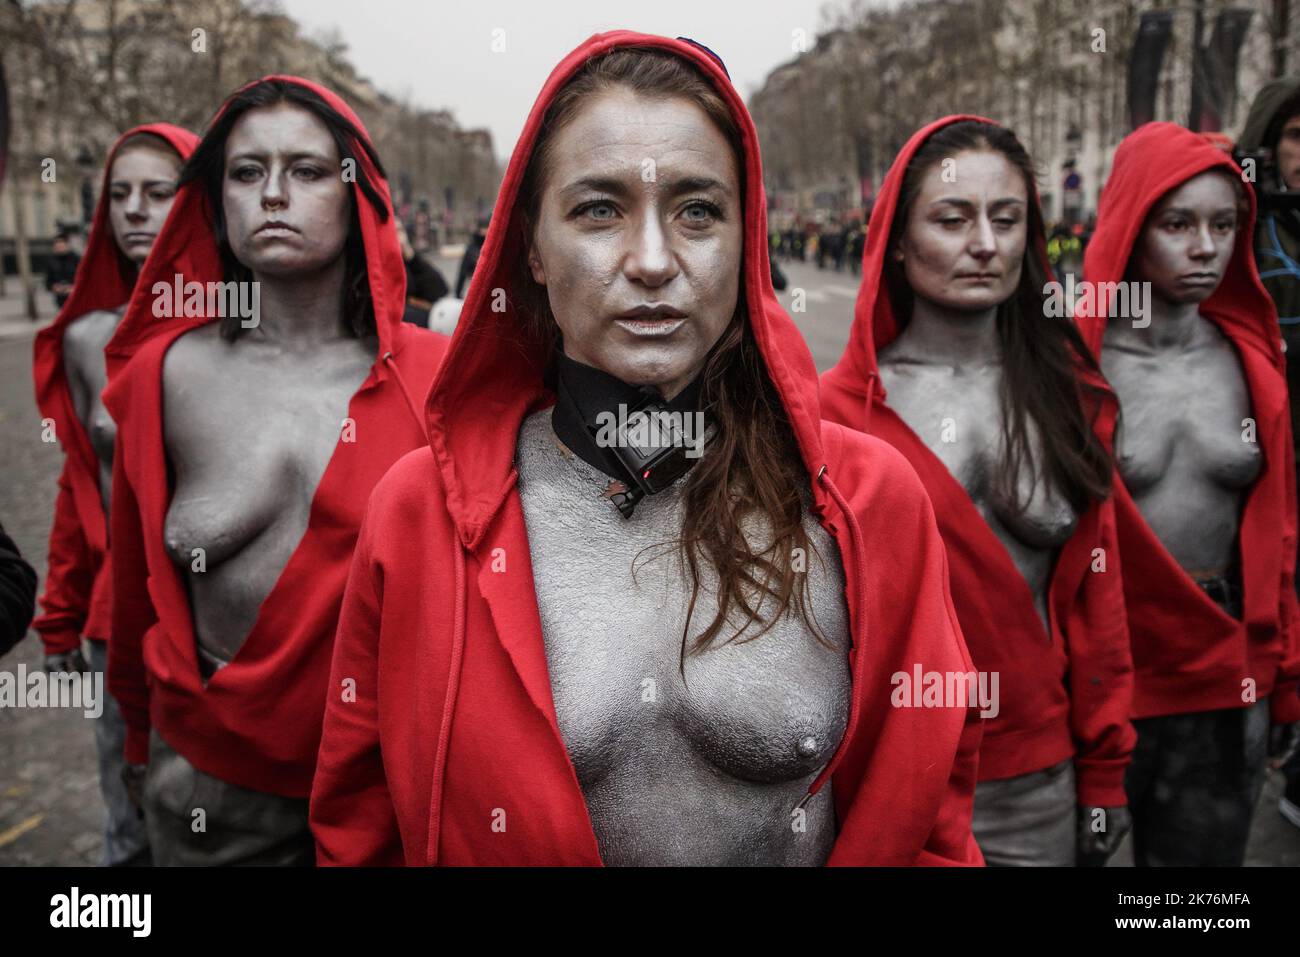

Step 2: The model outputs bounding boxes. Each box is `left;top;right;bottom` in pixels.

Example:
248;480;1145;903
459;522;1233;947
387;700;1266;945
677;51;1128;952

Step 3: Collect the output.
750;0;1300;225
0;0;498;256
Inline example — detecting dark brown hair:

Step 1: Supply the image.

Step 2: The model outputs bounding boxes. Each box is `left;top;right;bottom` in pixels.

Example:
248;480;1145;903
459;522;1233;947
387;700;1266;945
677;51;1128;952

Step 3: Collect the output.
114;131;180;159
884;120;1112;512
179;79;389;341
518;48;832;659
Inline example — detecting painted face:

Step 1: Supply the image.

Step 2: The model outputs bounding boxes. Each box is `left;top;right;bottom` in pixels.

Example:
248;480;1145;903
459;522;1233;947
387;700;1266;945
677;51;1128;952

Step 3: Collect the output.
107;143;182;264
896;148;1027;314
1276;114;1300;191
1131;171;1237;305
527;88;743;399
222;102;351;278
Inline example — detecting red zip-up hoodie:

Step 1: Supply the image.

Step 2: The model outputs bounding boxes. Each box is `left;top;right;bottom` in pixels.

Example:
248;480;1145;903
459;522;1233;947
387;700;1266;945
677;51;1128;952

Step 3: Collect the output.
821;116;1135;808
102;77;448;797
1076;122;1300;725
31;123;198;655
309;32;984;866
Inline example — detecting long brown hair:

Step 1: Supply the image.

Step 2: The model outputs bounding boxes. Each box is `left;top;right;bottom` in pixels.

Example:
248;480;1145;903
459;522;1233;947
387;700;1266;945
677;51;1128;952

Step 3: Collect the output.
884;120;1112;512
517;48;831;659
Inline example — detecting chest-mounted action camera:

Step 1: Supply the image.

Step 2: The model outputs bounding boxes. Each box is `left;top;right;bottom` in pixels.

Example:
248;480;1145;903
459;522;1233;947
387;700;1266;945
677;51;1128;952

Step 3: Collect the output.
549;350;707;518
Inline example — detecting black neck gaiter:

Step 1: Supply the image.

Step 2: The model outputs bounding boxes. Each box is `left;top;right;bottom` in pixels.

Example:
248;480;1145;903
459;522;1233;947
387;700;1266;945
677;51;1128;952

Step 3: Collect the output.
547;349;707;518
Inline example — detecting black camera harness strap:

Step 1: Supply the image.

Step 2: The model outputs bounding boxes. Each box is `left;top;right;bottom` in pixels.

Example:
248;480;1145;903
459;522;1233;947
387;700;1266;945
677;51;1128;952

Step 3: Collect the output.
549;349;706;518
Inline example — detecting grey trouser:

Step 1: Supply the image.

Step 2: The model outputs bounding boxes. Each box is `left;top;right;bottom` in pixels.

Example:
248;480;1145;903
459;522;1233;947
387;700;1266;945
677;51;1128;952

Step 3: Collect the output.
142;728;315;866
84;638;150;866
972;758;1077;866
1125;699;1269;867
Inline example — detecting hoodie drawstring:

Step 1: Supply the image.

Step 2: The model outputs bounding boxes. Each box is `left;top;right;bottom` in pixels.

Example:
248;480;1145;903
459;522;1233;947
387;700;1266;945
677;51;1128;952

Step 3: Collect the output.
797;465;870;810
427;540;467;865
862;371;880;430
382;352;426;433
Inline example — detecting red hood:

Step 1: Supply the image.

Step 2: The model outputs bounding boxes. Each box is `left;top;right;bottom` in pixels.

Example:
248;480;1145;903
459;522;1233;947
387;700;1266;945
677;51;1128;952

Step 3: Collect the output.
1077;121;1282;370
821;114;1112;422
98;79;450;793
32;122;198;554
819;116;1135;805
310;34;985;865
1074;122;1300;725
823;117;1004;412
424;31;826;549
104;76;410;378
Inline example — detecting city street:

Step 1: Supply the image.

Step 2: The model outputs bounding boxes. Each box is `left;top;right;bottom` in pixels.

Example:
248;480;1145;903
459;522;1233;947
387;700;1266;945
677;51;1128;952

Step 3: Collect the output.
0;283;103;865
771;256;861;371
1;261;1298;866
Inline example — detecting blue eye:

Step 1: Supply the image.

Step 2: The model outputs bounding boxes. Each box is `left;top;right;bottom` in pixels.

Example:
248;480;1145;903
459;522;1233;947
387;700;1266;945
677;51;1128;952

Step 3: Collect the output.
575;200;616;221
682;201;722;226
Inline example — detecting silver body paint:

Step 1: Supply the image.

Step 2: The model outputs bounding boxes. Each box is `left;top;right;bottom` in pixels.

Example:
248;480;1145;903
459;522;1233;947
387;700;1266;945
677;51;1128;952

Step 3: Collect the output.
62;308;125;516
515;409;851;865
878;321;1090;865
878;344;1079;630
1102;316;1259;575
160;322;372;665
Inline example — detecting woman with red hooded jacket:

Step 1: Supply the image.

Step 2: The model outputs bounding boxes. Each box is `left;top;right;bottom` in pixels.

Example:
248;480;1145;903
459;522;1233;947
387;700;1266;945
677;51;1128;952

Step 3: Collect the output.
309;32;983;867
821;117;1135;866
33;123;197;866
1077;122;1300;866
102;77;447;865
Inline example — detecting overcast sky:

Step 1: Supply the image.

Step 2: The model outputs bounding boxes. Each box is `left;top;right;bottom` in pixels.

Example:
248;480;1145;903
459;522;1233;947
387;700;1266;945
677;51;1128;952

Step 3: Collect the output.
279;0;845;160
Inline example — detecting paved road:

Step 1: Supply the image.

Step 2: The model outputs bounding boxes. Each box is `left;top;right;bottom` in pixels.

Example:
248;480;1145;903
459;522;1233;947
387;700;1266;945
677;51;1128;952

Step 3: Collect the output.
1;266;1297;866
0;290;103;865
770;256;861;370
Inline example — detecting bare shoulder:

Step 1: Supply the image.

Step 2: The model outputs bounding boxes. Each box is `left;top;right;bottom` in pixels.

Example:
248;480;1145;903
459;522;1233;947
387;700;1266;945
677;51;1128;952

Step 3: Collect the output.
63;309;122;359
160;322;225;393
